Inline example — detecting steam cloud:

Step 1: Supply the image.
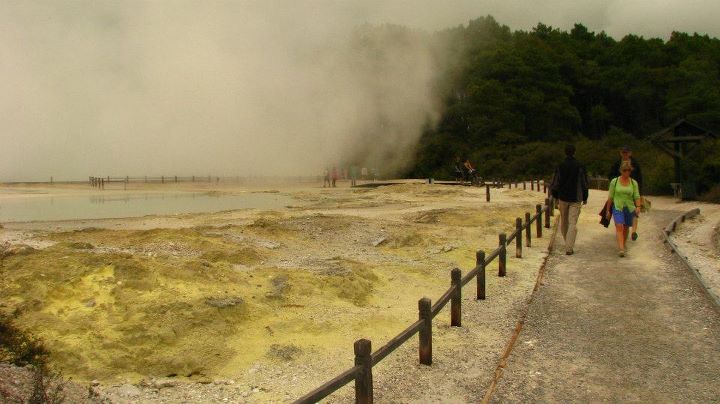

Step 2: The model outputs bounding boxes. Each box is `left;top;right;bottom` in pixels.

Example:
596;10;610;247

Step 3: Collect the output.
1;1;718;181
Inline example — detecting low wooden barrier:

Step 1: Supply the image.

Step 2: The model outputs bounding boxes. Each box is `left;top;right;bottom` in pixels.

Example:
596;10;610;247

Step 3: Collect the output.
662;208;720;310
294;186;551;403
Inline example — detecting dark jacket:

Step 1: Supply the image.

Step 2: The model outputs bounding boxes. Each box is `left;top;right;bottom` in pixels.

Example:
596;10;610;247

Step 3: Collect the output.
551;157;589;203
608;157;643;192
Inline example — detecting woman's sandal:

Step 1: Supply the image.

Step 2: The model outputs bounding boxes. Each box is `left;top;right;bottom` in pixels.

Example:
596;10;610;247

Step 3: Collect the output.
631;232;638;241
618;250;625;257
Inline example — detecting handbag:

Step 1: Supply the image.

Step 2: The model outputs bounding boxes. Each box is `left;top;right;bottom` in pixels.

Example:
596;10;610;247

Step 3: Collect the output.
599;204;611;228
598;178;619;228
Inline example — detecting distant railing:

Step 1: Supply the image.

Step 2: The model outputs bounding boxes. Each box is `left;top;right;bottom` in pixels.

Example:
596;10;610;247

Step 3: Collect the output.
295;180;554;403
87;175;322;189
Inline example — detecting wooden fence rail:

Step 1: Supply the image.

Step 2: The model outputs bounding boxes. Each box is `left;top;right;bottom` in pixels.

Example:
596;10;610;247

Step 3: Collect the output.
87;175;323;189
294;180;552;404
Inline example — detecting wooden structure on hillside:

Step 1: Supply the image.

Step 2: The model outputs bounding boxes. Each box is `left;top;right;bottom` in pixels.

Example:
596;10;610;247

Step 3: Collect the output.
650;119;716;200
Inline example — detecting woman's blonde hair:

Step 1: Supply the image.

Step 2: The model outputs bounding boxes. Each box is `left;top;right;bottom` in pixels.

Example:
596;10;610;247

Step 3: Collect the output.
620;160;633;172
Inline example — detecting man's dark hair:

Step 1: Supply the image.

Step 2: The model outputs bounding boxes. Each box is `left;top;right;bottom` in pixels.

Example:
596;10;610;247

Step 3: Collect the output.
564;144;575;157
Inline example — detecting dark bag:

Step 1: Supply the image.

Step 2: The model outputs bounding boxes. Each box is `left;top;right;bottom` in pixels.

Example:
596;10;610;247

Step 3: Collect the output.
599;205;610;228
599;178;619;228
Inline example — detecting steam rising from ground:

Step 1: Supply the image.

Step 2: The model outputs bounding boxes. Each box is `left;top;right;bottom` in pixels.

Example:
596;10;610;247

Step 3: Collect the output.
1;2;446;181
1;1;718;181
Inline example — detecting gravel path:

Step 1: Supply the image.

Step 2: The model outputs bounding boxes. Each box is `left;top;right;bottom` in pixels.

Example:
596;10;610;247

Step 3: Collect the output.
491;193;720;402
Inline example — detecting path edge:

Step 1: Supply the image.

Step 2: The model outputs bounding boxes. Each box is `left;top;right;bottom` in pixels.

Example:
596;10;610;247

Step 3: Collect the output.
663;208;720;312
481;214;560;404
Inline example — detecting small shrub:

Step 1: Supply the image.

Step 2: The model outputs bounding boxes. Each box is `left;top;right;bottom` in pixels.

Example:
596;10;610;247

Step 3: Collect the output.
28;367;65;404
0;314;48;367
0;315;66;403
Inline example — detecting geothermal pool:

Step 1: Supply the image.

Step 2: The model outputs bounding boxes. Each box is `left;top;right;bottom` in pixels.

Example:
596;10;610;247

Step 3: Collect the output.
0;191;296;222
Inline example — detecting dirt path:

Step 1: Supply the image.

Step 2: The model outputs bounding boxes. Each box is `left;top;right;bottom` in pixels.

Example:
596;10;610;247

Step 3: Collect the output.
491;191;720;402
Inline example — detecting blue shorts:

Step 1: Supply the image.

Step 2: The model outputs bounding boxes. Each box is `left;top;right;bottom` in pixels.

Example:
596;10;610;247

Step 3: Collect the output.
612;207;635;226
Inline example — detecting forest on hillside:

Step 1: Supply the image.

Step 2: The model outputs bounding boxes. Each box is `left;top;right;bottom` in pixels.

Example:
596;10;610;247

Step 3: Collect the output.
397;17;720;197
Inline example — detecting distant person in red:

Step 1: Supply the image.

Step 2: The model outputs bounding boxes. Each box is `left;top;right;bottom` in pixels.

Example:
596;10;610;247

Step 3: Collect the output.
464;158;479;185
331;166;339;188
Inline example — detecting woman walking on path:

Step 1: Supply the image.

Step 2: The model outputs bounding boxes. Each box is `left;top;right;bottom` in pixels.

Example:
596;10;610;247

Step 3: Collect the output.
606;160;641;257
608;145;643;240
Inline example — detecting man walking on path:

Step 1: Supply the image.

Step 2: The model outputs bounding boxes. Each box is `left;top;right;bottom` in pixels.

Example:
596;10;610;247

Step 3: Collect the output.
608;145;643;191
551;144;589;255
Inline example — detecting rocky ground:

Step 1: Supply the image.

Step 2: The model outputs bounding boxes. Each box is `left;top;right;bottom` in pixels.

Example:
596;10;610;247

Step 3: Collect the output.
1;180;550;403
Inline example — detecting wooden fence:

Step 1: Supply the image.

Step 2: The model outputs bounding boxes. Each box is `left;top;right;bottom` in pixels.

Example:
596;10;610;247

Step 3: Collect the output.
295;180;554;403
87;175;321;189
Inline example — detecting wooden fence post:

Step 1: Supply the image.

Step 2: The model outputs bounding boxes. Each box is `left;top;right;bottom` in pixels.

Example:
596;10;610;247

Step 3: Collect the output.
536;204;543;238
476;250;486;300
499;233;507;277
523;181;526;190
175;176;178;183
544;200;551;229
531;180;534;191
451;268;462;327
418;298;432;365
525;212;532;247
192;175;195;182
354;339;373;404
515;218;523;258
161;176;165;184
486;184;490;202
543;181;547;194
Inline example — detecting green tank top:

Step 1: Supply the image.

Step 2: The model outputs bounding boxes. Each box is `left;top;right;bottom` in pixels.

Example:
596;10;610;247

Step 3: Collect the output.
608;177;640;211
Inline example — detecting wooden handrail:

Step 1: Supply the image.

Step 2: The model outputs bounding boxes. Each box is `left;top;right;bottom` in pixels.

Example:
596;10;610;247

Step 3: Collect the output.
294;365;361;404
461;264;480;286
484;245;503;263
431;285;456;318
371;319;424;365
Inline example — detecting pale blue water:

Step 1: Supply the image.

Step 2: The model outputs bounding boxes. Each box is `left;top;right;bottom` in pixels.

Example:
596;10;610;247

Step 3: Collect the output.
0;192;296;222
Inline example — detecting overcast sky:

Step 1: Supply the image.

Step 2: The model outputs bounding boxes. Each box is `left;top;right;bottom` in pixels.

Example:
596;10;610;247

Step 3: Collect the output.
2;1;719;181
362;0;720;38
